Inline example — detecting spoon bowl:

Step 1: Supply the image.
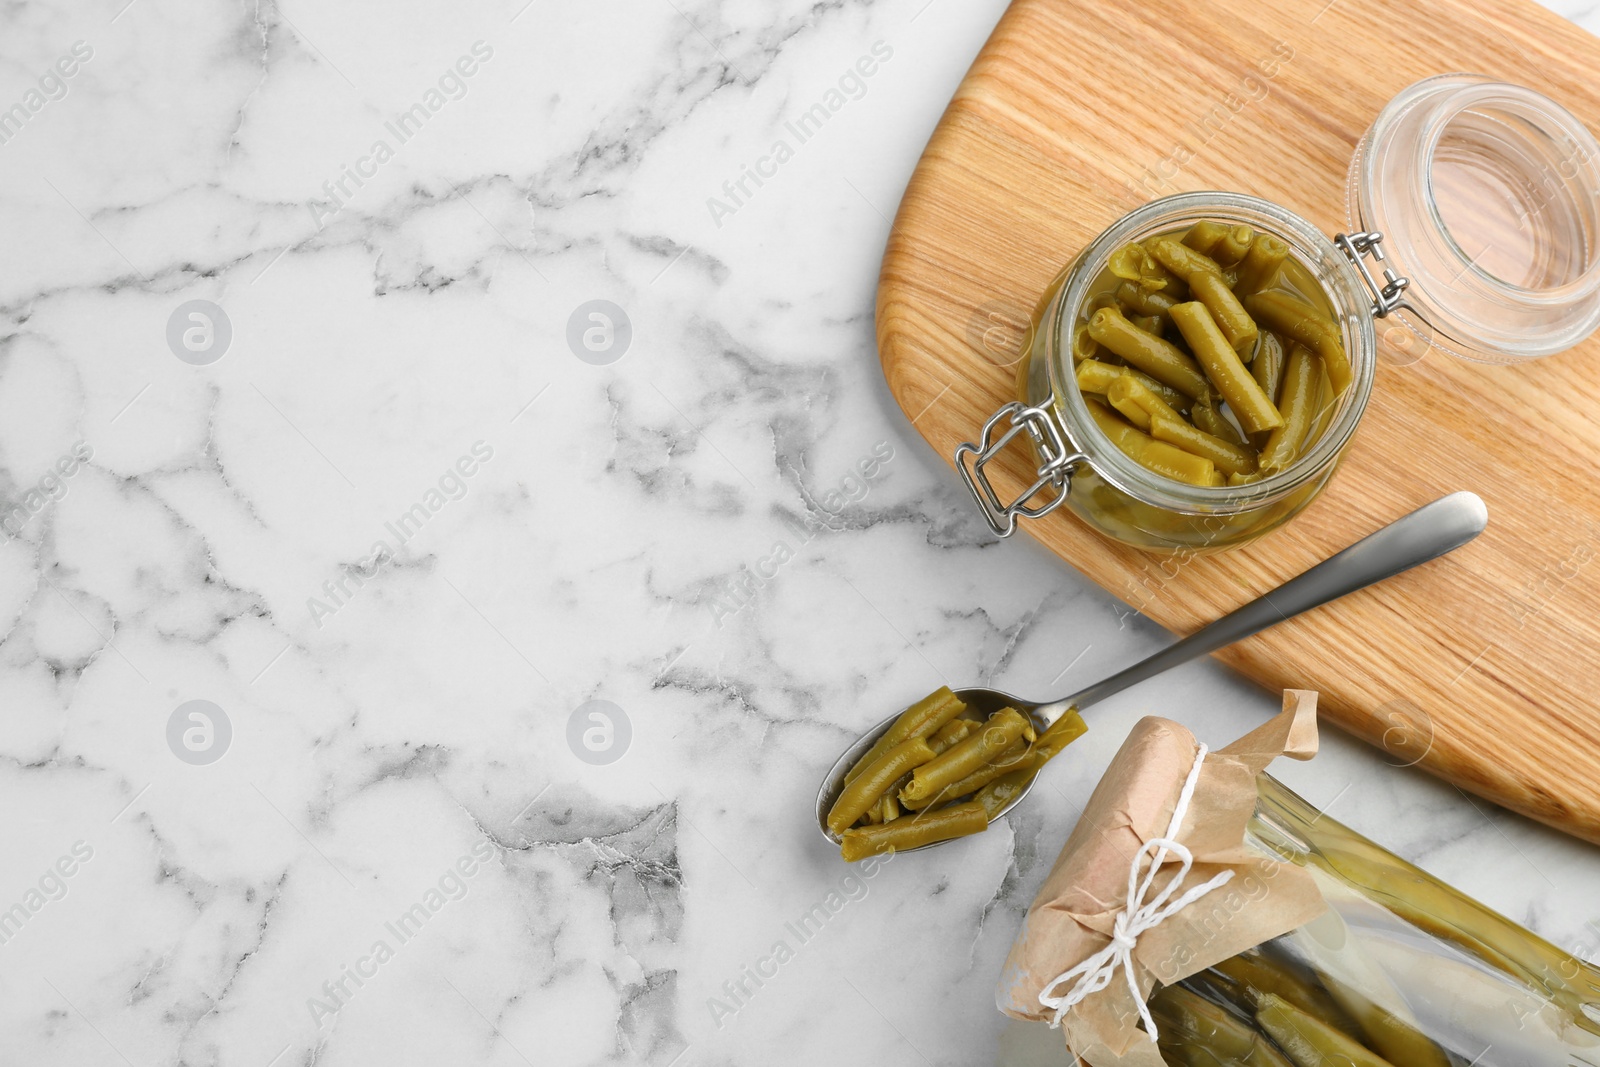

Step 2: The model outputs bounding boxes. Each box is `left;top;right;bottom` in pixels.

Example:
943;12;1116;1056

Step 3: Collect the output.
814;689;1059;848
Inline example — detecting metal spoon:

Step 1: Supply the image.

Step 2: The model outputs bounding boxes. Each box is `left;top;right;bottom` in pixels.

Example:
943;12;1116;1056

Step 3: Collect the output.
815;491;1488;850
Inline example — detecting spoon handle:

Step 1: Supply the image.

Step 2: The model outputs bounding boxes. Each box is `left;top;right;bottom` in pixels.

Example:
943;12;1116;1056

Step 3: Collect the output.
1044;492;1488;719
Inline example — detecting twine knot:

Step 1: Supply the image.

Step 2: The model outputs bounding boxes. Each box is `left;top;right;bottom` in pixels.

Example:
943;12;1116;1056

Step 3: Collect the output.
1036;743;1234;1041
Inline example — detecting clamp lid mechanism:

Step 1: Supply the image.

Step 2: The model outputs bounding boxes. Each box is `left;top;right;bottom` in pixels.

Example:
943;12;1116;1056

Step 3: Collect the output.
955;402;1085;537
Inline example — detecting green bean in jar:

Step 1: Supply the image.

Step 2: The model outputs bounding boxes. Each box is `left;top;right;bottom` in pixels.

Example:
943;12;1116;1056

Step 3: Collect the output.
1070;222;1349;490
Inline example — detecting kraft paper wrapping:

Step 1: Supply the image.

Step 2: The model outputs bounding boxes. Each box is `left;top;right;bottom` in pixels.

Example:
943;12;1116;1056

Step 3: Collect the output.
996;691;1328;1066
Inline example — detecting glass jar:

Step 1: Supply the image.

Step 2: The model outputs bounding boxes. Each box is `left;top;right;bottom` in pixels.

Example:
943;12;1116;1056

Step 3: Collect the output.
957;76;1600;551
1159;773;1600;1067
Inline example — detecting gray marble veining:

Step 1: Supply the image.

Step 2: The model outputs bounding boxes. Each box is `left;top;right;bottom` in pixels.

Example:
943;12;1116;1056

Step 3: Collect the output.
1;1;1599;1064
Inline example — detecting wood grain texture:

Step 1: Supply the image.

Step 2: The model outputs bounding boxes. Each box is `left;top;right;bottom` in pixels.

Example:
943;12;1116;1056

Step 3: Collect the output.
877;0;1600;841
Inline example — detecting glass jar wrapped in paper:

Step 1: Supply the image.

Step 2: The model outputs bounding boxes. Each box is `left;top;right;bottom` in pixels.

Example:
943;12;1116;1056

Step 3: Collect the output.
998;692;1600;1066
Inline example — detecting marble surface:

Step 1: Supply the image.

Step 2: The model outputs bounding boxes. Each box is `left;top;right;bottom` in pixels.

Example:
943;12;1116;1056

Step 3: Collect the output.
3;1;1600;1064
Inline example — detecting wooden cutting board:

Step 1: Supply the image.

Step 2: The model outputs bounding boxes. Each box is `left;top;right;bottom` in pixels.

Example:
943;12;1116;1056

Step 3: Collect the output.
877;0;1600;843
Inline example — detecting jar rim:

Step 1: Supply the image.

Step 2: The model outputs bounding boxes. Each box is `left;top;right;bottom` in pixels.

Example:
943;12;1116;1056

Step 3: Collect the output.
1050;191;1376;516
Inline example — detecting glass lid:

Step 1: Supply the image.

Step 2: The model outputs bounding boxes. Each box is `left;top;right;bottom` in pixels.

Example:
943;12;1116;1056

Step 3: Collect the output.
1348;74;1600;364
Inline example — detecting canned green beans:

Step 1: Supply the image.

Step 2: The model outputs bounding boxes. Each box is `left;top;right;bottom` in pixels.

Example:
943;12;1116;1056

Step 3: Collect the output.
1072;222;1348;491
830;688;1088;861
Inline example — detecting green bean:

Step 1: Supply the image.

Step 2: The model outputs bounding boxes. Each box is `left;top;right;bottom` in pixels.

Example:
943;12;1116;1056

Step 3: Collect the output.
1308;841;1600;1037
1236;336;1258;366
1148;237;1257;349
974;767;1036;818
970;734;1032;777
1205;949;1361;1038
1031;708;1087;762
1243;291;1352;393
901;707;1029;804
960;710;1090;819
1255;994;1399;1067
1213;224;1254;267
1108;242;1154;280
928;718;974;755
1159;1046;1231;1067
1281;900;1458;1066
902;738;1031;811
1148;367;1189;408
1189;271;1259;353
1235;234;1289;296
1086;398;1222;486
1321;981;1453;1067
1107;372;1182;431
1146;443;1224;487
1170;302;1282;434
1251;331;1287;409
879;789;901;822
1129;312;1165;337
1109;242;1182;293
1087;306;1212;400
869;782;907;824
839;801;988;861
1116;280;1178;321
1149;235;1226;281
1182;221;1231;256
969;709;1089;816
1151;415;1258;475
1192;396;1247;447
1071;322;1102;363
1159;275;1191;300
1074;358;1123;395
827;737;937;834
1100;388;1152;435
1076;359;1189;410
844;687;966;785
1343;876;1521;981
1258;344;1319;473
1171;979;1280;1062
960;710;1088;809
1150;986;1295;1067
1086;396;1150;454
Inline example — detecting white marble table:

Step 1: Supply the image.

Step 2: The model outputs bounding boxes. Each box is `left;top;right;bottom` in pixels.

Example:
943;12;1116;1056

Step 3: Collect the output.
2;1;1598;1064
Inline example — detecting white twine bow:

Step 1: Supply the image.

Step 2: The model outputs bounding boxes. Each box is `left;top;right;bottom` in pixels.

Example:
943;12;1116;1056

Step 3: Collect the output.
1037;743;1234;1041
